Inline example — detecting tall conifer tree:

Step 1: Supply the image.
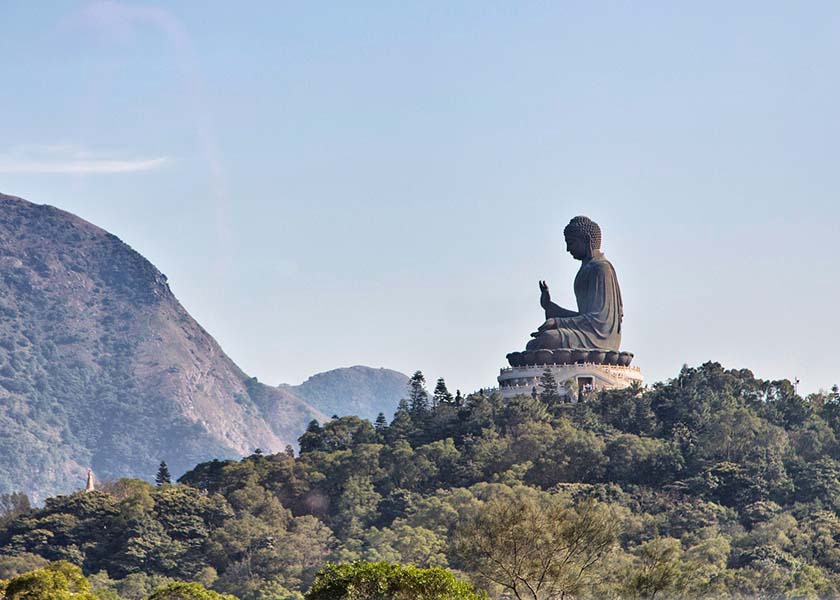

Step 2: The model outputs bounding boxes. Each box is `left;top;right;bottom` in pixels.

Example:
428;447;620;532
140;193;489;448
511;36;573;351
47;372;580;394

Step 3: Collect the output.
408;371;429;416
433;377;454;407
374;412;388;432
538;369;562;405
155;461;172;486
388;399;413;442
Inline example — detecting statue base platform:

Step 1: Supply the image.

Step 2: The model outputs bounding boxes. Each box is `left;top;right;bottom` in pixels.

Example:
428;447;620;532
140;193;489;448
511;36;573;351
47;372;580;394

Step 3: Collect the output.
497;362;643;401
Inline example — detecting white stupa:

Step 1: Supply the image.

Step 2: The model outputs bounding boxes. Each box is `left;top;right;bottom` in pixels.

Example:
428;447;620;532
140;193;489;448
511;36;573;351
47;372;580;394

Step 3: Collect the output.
85;469;95;492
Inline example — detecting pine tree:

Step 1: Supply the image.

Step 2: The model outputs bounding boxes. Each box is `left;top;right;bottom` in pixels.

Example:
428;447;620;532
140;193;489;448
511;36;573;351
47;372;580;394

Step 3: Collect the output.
538;369;562;406
299;419;324;453
374;412;388;432
284;445;295;457
433;377;454;407
388;399;413;442
408;371;429;417
155;461;172;486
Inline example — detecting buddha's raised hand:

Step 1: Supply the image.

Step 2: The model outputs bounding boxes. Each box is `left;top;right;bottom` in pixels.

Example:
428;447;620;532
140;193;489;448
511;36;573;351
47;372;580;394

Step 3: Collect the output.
539;280;552;309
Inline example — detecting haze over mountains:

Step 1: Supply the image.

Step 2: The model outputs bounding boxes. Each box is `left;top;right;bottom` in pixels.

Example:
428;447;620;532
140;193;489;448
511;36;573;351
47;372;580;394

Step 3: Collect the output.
282;366;409;421
0;193;407;500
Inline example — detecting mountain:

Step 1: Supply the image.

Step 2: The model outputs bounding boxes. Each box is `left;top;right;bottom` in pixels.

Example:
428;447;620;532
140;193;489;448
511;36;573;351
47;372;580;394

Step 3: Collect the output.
282;366;410;421
0;192;331;500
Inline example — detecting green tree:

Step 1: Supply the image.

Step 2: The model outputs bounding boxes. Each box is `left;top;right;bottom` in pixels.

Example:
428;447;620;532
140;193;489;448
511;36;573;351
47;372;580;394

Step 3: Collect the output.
456;494;616;600
0;553;49;580
387;400;413;442
156;461;173;487
317;417;376;452
432;378;453;407
251;579;304;600
0;491;121;568
590;388;656;435
4;561;98;600
604;434;684;486
298;420;325;454
792;457;840;506
304;562;485;600
624;538;684;599
499;395;550;433
333;476;382;539
537;369;562;406
387;524;448;567
373;413;388;435
148;581;238;600
526;419;608;486
89;571;175;600
408;371;429;418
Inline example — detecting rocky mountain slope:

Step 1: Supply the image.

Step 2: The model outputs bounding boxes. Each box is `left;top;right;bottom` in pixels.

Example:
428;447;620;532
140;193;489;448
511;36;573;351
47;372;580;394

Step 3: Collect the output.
282;366;409;421
0;192;335;500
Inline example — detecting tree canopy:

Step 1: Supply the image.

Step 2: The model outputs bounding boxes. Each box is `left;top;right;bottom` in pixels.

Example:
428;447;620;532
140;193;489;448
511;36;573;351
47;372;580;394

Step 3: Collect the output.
304;562;485;600
2;363;840;599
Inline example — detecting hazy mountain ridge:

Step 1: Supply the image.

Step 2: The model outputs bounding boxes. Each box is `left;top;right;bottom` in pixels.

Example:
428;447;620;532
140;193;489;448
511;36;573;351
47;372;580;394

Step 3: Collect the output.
0;193;340;499
281;366;409;421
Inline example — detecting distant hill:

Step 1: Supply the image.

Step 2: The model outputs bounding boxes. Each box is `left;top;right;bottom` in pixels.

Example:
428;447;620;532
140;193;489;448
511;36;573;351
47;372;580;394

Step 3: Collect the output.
282;366;409;421
0;193;333;500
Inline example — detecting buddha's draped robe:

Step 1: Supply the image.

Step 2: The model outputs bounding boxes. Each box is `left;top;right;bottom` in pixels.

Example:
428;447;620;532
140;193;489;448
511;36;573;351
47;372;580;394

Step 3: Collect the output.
526;251;623;352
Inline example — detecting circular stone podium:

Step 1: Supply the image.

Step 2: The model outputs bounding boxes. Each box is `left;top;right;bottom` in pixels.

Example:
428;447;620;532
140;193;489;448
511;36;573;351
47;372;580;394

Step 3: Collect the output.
497;355;643;401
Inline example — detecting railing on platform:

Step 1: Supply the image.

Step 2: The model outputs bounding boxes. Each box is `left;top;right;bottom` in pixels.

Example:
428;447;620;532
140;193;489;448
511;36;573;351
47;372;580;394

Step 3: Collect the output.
499;363;642;374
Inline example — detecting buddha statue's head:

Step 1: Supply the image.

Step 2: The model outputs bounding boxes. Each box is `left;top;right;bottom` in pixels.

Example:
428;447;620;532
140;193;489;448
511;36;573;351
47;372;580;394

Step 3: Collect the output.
563;216;601;260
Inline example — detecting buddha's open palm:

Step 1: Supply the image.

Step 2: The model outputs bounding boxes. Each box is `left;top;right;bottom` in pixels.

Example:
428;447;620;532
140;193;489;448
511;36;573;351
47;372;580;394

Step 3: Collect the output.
539;280;551;309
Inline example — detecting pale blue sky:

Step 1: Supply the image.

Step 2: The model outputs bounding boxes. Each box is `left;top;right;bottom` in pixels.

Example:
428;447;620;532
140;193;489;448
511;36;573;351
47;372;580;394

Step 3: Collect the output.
2;1;839;396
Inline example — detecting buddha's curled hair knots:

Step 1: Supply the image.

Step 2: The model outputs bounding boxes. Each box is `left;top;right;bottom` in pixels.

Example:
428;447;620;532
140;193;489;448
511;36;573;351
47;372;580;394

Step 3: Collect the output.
564;216;602;250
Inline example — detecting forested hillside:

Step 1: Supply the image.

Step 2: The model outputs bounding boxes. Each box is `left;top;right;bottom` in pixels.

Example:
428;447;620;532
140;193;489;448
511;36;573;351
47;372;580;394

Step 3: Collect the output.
2;363;840;599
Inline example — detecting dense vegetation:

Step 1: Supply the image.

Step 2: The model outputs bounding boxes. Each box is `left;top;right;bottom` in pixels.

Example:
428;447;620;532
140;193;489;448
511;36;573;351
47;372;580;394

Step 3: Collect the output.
3;362;840;599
